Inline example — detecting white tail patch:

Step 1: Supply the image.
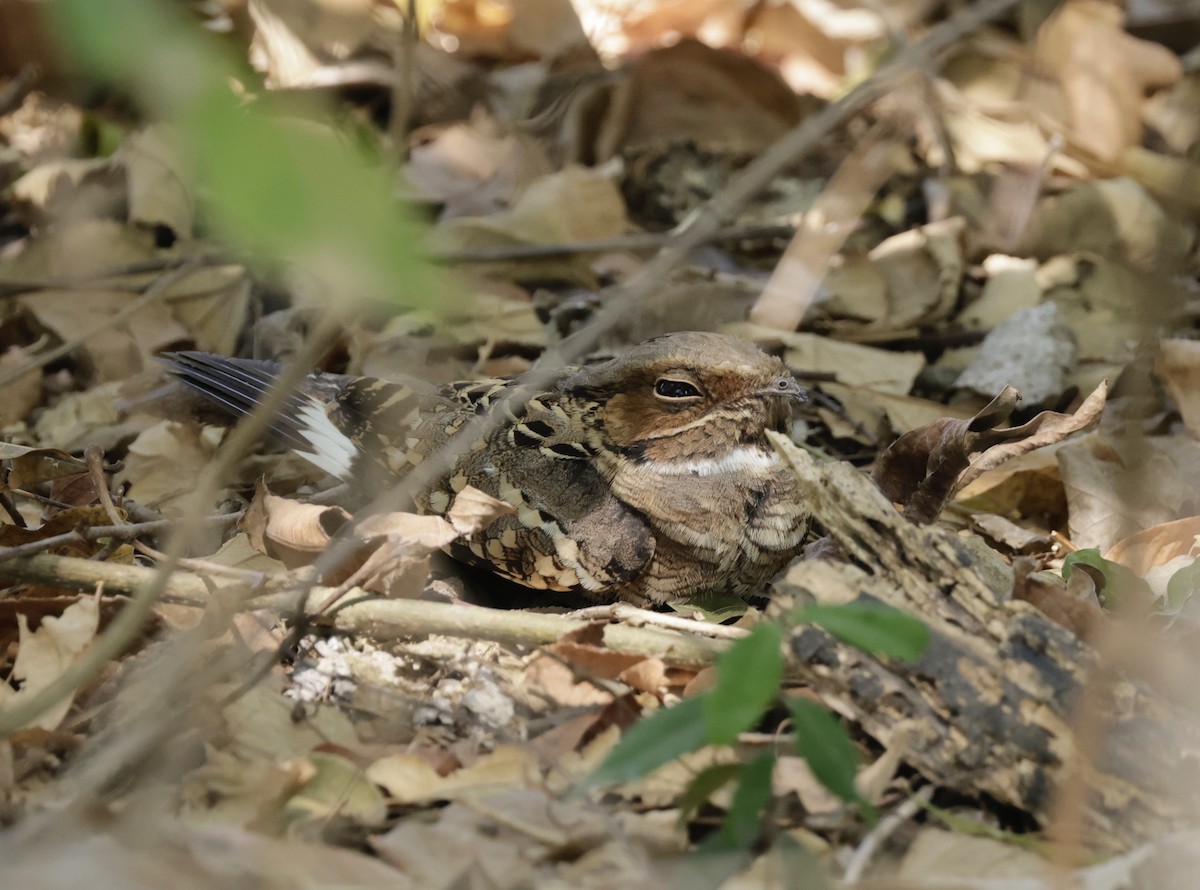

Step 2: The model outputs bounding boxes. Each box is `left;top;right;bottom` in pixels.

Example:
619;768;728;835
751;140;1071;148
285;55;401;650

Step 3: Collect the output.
295;400;360;478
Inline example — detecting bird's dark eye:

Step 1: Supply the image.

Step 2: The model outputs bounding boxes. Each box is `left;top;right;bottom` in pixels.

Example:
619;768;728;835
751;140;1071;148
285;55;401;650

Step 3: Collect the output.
654;378;702;399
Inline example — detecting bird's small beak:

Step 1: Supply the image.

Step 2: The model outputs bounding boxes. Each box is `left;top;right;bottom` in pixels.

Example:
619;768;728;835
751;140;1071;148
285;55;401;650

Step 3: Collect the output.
761;375;808;404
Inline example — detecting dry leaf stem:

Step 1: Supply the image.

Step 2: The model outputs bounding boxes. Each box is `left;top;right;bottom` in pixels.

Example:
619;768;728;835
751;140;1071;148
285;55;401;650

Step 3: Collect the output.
0;552;731;668
0;513;240;562
430;223;797;264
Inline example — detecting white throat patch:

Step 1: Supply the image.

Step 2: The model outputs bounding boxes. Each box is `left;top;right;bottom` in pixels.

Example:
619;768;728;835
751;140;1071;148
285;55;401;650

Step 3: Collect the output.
644;446;781;477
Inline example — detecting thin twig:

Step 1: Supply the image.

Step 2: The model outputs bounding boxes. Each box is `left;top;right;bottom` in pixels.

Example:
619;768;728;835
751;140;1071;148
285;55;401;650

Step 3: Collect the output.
0;515;241;565
0;553;732;668
388;0;419;159
568;603;750;640
85;444;124;527
842;785;935;883
429;223;798;264
0;253;224;299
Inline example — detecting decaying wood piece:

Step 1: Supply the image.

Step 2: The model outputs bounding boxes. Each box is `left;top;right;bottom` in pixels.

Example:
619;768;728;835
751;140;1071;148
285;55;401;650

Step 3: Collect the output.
769;431;1199;846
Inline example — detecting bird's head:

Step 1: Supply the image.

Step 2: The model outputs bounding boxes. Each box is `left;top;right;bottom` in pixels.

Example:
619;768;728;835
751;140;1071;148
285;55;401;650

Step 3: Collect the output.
562;332;805;461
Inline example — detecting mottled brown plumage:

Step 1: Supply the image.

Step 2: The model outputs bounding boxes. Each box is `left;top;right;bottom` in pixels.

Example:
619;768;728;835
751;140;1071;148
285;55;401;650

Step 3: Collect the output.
166;332;809;605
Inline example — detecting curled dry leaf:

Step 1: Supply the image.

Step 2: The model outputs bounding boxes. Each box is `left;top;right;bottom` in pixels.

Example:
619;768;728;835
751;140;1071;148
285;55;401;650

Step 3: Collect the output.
873;381;1106;524
240;480;509;596
240;478;353;569
445;485;517;536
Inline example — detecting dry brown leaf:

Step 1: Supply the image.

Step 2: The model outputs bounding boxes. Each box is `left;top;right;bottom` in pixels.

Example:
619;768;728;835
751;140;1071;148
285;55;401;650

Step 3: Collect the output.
961;255;1041;331
0;441;89;489
774;754;842;815
217;680;359;762
1058;432;1200;551
371;789;614;888
120;126;194;238
241;480;353;568
746;1;869;95
367;745;540;804
728;323;925;396
0;594;99;731
165;264;253;356
592;38;802;160
1144;71;1200;156
427;166;626;285
1103;518;1200;602
240;479;457;595
617;657;670;696
971;513;1052;553
33;381;133;453
821;217;965;333
874;381;1105;524
1018;178;1191;268
937;78;1053;173
404;112;552;219
0;218;161;282
18;288;189;382
897;828;1049;882
749;133;900;331
1156;339;1200;440
0;346;42;426
1106;516;1200;576
1118;147;1200;213
116;421;222;515
620;0;740;55
9;157;124;226
873;387;1021;524
445;485;517;536
7;822;413;890
436;0;590;61
284;751;388;830
0;505;115;558
437;288;547;351
1012;560;1104;640
617;745;738;808
958;380;1107;485
1033;0;1181;162
548;637;646;682
247;0;378;88
522;653;614;708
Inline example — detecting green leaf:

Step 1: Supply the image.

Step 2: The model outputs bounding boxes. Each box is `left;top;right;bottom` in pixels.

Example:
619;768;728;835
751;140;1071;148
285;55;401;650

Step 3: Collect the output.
678;763;744;825
586;695;709;788
704;622;784;745
787;697;870;815
794;602;929;661
1062;549;1153;609
51;0;435;310
1165;556;1200;615
720;751;776;849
